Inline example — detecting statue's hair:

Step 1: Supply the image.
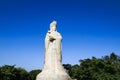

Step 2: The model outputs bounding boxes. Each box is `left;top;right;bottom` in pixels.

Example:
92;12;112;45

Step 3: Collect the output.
50;21;57;27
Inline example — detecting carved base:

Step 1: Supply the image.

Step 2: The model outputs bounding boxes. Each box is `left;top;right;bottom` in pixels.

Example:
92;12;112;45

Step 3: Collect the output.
36;70;71;80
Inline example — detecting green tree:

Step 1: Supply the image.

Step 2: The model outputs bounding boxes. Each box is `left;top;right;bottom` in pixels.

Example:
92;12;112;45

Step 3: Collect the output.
63;64;72;76
0;65;16;80
78;53;120;80
0;52;120;80
14;67;29;80
0;65;29;80
29;69;41;80
71;64;80;79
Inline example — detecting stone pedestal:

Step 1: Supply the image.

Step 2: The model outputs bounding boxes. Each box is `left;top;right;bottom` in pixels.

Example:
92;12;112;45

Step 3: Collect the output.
36;70;71;80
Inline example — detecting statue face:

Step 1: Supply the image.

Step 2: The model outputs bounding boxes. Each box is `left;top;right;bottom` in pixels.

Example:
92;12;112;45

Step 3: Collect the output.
50;26;56;31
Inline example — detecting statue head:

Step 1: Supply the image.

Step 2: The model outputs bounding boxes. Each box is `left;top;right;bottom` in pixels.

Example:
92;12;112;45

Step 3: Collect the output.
50;21;57;31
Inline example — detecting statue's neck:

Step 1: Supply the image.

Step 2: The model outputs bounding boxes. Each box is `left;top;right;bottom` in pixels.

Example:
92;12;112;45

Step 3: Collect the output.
50;30;57;33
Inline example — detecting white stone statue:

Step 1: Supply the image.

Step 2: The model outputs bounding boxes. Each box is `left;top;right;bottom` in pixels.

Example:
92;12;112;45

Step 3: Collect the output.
36;21;71;80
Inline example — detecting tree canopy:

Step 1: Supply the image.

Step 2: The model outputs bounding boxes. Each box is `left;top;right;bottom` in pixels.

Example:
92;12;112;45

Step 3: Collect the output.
64;53;120;80
0;53;120;80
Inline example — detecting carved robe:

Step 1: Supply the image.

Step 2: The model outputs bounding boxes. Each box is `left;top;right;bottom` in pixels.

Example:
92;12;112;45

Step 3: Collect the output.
43;31;63;72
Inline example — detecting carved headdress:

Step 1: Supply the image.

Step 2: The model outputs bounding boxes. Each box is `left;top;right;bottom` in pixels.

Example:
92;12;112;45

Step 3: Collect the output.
50;21;57;28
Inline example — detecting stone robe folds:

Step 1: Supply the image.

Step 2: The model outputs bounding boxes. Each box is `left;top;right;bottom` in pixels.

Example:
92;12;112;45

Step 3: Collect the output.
43;31;64;72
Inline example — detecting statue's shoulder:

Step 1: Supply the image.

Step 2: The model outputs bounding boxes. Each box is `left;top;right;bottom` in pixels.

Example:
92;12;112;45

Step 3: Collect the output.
56;31;62;37
56;31;61;35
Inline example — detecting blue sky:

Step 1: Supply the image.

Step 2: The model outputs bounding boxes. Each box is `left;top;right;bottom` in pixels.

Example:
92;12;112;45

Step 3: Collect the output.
0;0;120;71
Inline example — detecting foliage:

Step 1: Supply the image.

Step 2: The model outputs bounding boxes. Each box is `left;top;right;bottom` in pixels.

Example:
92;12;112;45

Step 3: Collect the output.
63;53;120;80
0;53;120;80
29;69;41;80
0;65;30;80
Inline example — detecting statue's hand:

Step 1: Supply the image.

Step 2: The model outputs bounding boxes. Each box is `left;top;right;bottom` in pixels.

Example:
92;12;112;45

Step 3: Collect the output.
49;35;54;39
48;33;55;42
47;30;57;41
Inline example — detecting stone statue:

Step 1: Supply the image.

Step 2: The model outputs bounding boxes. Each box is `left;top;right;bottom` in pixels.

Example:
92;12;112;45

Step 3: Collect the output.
36;21;71;80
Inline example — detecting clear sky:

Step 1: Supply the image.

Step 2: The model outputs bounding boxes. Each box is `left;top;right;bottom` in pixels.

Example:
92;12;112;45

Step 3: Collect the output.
0;0;120;71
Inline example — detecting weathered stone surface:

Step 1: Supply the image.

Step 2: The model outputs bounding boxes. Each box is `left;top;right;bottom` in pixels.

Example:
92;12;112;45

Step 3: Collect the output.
36;21;71;80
